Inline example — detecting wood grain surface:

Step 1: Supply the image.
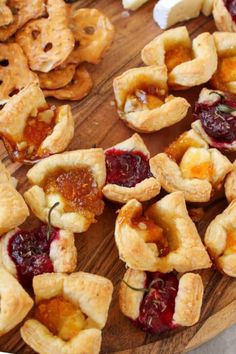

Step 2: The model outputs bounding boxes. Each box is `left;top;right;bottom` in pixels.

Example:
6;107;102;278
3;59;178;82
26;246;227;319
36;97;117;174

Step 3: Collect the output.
0;1;235;353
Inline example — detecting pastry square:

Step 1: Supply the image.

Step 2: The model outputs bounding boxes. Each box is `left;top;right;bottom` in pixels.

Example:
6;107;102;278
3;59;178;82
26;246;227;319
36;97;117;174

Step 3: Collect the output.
150;129;232;202
0;82;74;163
141;26;217;90
102;133;161;203
24;149;106;233
119;268;204;333
213;0;236;32
205;199;236;277
115;191;211;272
113;65;190;132
21;272;113;354
0;267;33;336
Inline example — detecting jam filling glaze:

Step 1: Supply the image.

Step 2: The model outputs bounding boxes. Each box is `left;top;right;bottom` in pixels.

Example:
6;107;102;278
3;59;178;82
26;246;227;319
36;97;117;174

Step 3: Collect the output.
165;46;192;72
34;296;86;341
2;105;56;162
135;272;179;333
43;167;104;216
105;149;152;188
194;93;236;145
124;86;165;113
224;0;236;22
8;225;58;287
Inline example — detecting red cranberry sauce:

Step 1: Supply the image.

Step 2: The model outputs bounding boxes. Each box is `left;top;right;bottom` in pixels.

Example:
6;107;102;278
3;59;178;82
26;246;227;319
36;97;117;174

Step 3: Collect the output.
224;0;236;22
135;272;179;334
105;149;152;188
194;93;236;144
8;225;58;287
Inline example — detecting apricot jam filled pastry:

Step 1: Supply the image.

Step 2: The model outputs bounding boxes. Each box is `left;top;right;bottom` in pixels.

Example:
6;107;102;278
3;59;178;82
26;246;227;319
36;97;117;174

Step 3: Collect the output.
115;192;211;272
0;1;13;27
0;267;33;336
16;0;74;73
0;42;38;105
21;272;113;354
0;217;77;288
150;129;232;202
24;149;106;233
113;65;190;133
192;88;236;151
0;0;45;42
119;269;204;334
102;133;160;203
0;83;74;163
141;26;218;90
211;32;236;94
68;8;115;65
205;200;236;277
213;0;236;32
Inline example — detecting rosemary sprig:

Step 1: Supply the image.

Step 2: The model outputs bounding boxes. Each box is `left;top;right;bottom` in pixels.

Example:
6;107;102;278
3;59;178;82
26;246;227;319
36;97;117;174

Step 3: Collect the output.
209;91;225;100
122;277;165;294
217;104;236;114
46;202;60;241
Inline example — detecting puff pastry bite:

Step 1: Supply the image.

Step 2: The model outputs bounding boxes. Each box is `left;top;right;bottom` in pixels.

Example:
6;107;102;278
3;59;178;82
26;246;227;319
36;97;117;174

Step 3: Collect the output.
24;149;106;233
205;199;236;277
192;88;236;151
102;133;160;203
120;268;204;333
150;129;232;202
115;192;211;272
141;27;218;90
113;65;190;132
0;83;74;163
211;32;236;93
225;160;236;203
0;223;77;288
21;272;113;354
213;0;236;32
0;267;33;336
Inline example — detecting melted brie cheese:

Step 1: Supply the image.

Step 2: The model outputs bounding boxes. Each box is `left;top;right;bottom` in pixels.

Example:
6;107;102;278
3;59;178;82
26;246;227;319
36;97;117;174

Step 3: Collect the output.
180;147;212;180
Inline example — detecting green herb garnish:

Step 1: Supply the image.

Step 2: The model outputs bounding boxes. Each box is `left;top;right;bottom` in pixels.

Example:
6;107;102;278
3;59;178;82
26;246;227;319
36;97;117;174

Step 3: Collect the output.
46;202;60;241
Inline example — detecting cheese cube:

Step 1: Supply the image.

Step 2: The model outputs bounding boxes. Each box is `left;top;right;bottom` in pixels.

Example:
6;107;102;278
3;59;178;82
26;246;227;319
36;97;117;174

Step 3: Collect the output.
122;0;149;11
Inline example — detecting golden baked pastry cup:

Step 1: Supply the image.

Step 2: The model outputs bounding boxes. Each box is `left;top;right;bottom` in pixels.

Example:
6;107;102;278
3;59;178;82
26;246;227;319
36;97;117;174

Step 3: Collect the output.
0;82;74;162
24;148;106;233
205;199;236;277
141;26;218;90
102;133;161;203
225;161;236;203
120;268;204;327
113;65;190;132
150;129;232;202
115;192;211;272
0;267;33;336
21;272;113;354
0;228;77;278
213;0;236;32
16;0;74;73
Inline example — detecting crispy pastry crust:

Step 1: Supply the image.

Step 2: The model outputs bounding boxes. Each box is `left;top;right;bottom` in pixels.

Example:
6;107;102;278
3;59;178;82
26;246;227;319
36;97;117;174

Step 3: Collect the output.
192;88;236;151
113;65;189;132
115;192;211;272
0;228;77;277
21;272;113;354
142;27;217;89
150;130;232;202
16;0;74;73
202;0;214;16
24;149;106;233
0;267;33;336
0;83;74;161
205;200;236;276
225;161;236;203
119;269;203;327
102;133;161;203
0;1;13;27
213;0;236;32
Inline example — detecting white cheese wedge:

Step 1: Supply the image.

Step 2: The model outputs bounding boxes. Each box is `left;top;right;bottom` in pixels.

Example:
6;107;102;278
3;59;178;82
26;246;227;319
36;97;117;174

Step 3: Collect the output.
122;0;149;11
153;0;203;29
201;0;214;16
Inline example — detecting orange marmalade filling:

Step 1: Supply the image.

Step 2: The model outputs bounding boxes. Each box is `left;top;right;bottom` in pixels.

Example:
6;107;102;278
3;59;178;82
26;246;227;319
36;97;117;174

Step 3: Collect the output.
2;105;56;162
43;167;104;216
124;85;165;112
211;57;236;91
132;216;169;256
224;230;236;255
34;296;86;341
165;132;204;164
165;46;192;72
189;162;213;180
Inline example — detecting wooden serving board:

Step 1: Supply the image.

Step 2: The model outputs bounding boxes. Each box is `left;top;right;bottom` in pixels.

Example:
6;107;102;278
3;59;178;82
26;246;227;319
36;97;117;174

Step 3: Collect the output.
0;0;236;353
